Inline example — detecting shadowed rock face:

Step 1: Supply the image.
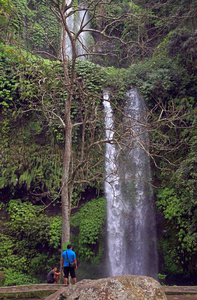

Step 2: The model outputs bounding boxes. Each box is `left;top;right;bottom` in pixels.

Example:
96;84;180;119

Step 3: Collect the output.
53;275;167;300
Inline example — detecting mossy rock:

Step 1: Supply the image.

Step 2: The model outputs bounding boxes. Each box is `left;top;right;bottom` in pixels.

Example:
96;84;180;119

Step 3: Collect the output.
0;272;6;286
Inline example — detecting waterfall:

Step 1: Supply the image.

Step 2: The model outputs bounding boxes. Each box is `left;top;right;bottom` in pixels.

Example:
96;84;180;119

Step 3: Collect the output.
64;0;74;59
63;1;90;59
103;90;126;276
104;87;158;278
76;3;90;59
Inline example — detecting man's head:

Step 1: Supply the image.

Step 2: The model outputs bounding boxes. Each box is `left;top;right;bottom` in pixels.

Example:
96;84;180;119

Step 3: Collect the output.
67;244;72;249
53;266;57;271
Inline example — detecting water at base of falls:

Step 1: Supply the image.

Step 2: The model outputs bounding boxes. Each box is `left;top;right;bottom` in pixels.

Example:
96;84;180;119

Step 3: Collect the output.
104;88;158;279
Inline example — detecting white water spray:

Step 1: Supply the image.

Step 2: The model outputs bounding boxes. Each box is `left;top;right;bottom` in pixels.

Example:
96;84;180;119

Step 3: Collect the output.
104;87;158;278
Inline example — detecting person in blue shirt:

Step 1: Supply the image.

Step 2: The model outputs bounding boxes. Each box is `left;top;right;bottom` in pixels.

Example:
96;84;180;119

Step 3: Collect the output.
62;244;78;286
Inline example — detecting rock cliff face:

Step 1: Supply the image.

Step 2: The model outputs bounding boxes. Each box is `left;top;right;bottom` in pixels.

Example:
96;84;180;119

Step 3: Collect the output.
51;275;167;300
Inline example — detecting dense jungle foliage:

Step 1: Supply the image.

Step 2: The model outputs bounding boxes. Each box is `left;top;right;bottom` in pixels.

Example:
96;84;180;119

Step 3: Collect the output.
0;0;197;286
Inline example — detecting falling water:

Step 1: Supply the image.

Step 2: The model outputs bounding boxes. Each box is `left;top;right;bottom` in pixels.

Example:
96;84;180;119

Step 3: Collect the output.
104;87;158;278
76;3;90;59
63;1;90;59
103;89;126;276
64;0;74;59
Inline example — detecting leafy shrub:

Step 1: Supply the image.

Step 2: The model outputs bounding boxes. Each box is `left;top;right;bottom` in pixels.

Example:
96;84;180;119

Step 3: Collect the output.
71;197;106;262
0;200;61;283
4;269;38;286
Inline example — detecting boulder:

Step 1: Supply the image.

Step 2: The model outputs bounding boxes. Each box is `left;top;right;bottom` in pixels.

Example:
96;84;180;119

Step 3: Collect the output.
47;275;167;300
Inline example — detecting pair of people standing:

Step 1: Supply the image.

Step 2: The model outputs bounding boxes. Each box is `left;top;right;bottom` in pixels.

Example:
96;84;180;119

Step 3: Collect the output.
47;244;77;285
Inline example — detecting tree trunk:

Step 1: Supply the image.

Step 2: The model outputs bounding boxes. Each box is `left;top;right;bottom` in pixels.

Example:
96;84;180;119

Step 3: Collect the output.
60;0;79;249
61;92;72;245
60;2;76;246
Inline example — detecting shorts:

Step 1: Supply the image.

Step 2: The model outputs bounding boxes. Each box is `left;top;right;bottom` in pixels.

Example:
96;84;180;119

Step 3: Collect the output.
63;266;76;279
47;278;55;284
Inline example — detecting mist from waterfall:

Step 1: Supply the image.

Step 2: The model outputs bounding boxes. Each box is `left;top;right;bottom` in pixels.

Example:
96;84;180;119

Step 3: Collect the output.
104;87;158;279
63;0;90;59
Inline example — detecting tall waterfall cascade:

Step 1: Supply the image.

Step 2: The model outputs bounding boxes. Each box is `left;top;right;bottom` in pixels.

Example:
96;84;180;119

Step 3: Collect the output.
104;87;158;278
63;0;90;59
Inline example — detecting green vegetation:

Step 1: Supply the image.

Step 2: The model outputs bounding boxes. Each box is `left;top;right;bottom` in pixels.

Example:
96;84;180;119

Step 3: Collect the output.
0;42;107;284
0;0;196;286
0;197;106;285
71;197;106;263
0;0;61;54
0;44;105;199
0;199;61;284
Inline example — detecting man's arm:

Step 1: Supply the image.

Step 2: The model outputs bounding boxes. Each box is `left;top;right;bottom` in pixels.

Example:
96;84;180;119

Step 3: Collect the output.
55;271;61;275
74;259;77;269
61;257;64;269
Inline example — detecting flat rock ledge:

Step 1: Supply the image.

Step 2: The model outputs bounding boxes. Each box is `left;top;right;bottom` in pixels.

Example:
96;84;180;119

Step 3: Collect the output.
163;286;197;295
45;275;167;300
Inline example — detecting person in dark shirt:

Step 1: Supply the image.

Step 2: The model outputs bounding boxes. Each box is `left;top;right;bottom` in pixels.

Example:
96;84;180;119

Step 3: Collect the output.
47;266;60;284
